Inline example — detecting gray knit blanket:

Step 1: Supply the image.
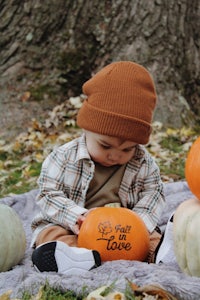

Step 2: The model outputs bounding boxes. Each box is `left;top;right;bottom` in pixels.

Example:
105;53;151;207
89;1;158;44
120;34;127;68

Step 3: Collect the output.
1;181;200;300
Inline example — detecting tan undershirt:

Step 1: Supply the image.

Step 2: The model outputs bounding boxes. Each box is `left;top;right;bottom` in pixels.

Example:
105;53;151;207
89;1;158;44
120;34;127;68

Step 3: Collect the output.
85;162;126;209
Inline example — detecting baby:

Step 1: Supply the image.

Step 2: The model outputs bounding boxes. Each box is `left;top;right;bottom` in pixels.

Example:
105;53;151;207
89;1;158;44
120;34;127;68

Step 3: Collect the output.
31;61;165;275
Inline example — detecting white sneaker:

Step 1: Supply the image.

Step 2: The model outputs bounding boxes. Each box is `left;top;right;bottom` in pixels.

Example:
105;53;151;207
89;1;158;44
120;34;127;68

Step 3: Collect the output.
155;214;177;264
32;241;101;275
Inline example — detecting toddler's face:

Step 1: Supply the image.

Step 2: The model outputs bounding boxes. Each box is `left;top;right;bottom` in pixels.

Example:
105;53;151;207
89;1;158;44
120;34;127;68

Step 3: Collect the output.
85;131;137;167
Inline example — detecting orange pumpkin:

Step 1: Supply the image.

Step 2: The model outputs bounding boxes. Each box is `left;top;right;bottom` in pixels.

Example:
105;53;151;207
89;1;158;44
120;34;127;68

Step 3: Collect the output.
78;207;150;262
185;137;200;199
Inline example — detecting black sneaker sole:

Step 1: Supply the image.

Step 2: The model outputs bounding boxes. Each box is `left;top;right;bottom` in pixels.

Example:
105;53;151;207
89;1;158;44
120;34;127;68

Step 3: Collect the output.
32;241;58;272
32;241;101;274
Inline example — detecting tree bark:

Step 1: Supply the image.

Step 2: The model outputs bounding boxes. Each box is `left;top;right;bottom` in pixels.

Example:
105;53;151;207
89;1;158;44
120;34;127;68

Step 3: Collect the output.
0;0;200;129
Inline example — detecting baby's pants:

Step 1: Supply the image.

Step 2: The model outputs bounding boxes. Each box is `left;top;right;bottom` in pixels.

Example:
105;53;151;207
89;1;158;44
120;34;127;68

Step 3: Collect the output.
35;225;161;263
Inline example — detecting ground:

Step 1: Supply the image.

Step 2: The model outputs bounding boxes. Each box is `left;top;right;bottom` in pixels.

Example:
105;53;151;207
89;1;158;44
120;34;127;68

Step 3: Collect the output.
0;75;62;141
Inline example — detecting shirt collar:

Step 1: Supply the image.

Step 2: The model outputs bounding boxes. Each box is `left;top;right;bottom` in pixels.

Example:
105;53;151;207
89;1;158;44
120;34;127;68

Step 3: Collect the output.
74;133;91;163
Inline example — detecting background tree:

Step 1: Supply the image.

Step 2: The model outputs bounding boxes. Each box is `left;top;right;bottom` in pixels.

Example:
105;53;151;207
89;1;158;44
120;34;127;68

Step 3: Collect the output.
0;0;200;139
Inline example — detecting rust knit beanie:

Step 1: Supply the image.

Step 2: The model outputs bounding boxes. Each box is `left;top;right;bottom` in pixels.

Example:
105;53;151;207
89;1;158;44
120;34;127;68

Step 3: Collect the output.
77;61;157;144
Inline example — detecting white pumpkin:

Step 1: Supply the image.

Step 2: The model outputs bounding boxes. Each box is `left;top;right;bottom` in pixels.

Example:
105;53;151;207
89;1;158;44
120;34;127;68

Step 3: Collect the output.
173;197;200;277
0;204;26;272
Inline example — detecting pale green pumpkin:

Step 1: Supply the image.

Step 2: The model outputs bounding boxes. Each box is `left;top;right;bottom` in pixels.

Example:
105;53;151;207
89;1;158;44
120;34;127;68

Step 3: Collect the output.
173;198;200;277
0;204;26;272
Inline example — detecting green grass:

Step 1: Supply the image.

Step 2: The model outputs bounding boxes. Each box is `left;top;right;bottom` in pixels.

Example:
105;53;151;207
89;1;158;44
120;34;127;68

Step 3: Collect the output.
159;135;186;179
159;156;185;179
21;282;87;300
158;133;191;179
0;151;41;198
160;135;184;153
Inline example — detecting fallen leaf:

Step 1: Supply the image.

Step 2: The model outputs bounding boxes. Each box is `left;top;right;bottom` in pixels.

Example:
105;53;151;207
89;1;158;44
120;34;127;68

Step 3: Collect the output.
21;91;31;102
0;290;20;300
129;281;177;300
69;96;83;108
31;286;43;300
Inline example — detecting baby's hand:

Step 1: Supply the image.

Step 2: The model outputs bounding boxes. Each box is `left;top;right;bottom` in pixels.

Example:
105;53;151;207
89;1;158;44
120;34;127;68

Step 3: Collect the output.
73;214;86;235
73;208;97;235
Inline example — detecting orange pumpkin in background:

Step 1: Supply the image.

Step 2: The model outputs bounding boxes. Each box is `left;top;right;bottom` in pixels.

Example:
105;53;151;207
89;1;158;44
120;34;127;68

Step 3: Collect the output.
78;207;150;262
185;137;200;199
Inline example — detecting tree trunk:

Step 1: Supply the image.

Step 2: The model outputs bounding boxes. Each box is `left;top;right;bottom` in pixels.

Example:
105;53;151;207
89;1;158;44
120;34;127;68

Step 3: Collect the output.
0;0;200;133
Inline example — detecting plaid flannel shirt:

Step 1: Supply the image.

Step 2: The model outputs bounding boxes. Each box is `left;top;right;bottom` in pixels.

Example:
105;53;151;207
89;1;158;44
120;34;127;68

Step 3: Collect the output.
31;134;165;244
